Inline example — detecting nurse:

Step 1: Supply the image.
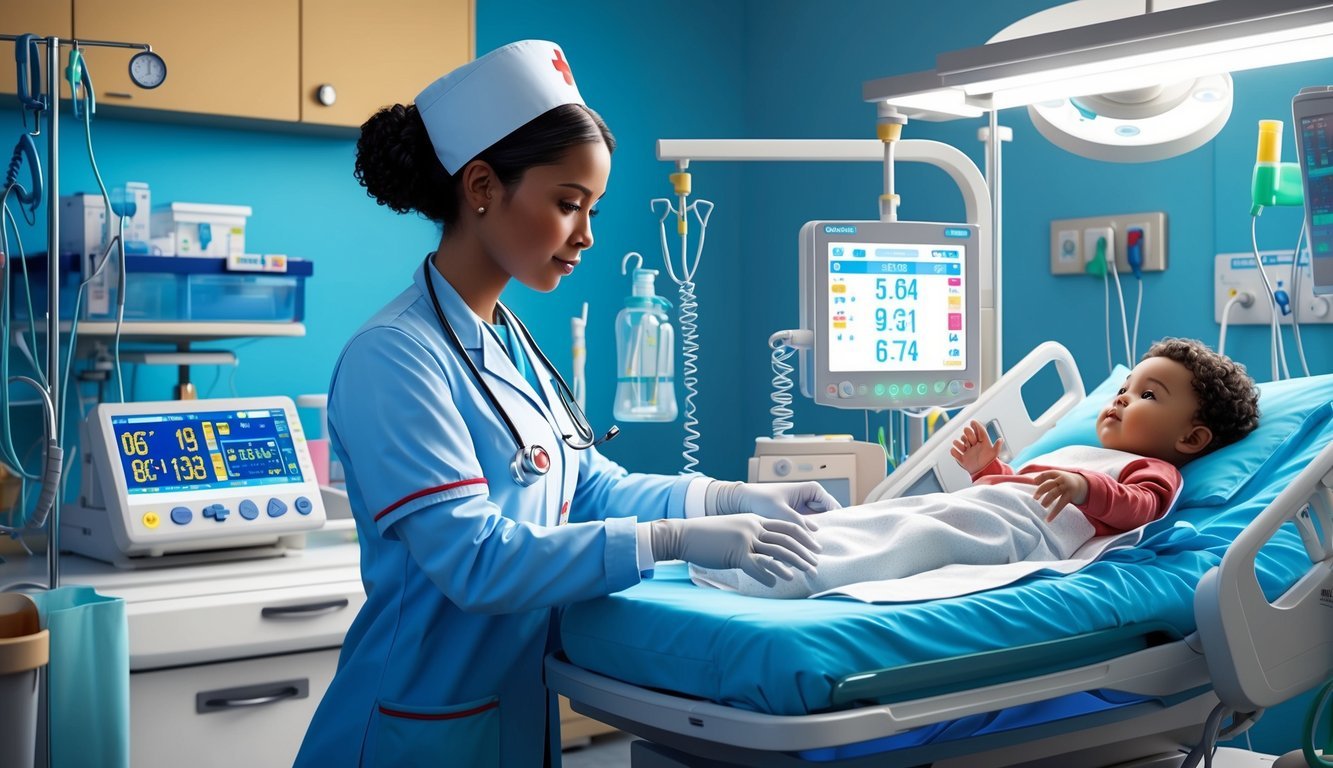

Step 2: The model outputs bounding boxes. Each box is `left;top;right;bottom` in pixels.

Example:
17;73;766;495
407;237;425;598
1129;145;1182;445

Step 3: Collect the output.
295;40;837;767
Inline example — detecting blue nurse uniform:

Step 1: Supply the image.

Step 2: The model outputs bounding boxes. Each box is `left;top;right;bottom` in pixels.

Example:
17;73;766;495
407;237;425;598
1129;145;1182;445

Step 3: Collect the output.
294;263;696;766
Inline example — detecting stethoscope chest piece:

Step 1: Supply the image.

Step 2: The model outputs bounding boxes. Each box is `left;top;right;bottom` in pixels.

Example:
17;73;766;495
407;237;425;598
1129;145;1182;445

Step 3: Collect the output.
511;444;551;487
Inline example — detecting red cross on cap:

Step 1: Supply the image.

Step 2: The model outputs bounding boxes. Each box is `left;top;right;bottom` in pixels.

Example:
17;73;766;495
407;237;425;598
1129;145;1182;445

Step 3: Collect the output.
551;48;575;86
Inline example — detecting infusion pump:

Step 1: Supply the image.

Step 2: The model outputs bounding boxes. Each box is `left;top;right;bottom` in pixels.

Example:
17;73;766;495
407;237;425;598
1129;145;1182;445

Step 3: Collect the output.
62;397;325;566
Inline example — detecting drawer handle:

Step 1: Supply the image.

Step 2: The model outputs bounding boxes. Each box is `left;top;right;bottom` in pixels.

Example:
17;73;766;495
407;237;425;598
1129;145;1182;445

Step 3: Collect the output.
196;678;309;713
261;598;349;618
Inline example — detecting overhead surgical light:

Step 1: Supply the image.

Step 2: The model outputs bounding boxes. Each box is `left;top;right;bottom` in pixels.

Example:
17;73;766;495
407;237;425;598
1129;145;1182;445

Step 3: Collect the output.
863;0;1333;162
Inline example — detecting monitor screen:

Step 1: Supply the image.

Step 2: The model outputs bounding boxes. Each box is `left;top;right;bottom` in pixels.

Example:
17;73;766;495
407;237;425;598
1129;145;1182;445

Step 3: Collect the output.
825;241;966;372
111;407;305;494
1299;111;1333;292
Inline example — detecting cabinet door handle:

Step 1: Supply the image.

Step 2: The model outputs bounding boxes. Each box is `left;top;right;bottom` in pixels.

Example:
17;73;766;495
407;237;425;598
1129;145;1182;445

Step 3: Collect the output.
104;92;133;100
316;84;337;106
261;598;349;618
196;678;309;713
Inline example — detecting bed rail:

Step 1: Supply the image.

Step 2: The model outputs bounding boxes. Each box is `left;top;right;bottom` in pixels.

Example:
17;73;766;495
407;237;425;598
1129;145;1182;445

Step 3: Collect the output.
1195;438;1333;712
866;341;1084;503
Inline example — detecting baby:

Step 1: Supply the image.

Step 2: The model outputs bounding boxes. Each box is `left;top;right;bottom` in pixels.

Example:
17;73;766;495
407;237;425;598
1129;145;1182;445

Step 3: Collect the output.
693;338;1260;599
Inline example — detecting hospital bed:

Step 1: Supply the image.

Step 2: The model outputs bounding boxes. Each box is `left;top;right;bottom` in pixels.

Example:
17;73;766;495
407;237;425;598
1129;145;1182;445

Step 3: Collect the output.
547;342;1333;767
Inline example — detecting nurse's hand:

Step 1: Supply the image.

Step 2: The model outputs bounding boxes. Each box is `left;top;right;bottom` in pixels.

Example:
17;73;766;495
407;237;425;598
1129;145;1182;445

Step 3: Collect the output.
650;515;821;588
706;481;840;531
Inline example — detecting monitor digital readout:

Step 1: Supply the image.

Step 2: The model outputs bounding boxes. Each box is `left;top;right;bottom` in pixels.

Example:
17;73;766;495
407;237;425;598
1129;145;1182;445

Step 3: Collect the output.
1299;110;1333;293
111;408;305;494
825;241;966;373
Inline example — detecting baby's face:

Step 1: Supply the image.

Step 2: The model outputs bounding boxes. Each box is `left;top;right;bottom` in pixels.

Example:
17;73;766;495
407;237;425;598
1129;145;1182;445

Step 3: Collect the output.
1096;356;1205;461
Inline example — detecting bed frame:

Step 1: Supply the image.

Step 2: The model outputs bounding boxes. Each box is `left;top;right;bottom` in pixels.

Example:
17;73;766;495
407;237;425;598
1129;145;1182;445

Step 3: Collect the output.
548;342;1331;767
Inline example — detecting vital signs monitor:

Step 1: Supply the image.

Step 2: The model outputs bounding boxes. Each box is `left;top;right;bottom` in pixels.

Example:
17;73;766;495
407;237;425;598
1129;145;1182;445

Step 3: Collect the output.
1295;86;1333;294
799;221;981;409
62;396;325;566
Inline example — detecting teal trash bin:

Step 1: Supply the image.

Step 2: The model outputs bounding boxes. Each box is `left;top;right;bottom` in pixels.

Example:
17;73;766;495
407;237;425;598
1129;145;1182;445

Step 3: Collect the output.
28;586;130;768
0;593;48;768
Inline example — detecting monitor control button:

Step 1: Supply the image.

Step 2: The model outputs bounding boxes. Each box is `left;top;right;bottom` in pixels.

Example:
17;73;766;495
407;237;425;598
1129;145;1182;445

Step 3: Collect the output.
169;507;192;526
838;381;855;398
295;496;313;516
773;459;792;478
949;380;962;395
239;500;259;520
267;498;288;518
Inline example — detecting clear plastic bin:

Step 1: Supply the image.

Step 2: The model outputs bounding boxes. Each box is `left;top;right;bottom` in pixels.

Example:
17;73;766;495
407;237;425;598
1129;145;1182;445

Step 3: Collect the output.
11;254;312;323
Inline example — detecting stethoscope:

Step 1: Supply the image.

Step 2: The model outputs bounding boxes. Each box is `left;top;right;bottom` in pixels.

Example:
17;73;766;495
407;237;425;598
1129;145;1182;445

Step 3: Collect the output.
422;256;618;486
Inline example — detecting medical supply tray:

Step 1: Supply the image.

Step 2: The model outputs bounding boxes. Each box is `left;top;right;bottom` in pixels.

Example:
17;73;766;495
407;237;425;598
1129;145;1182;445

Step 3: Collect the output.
10;253;312;323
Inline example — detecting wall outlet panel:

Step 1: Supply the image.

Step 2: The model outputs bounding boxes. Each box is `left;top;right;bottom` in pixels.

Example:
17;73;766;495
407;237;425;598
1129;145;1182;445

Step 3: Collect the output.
1050;212;1167;275
1214;251;1333;325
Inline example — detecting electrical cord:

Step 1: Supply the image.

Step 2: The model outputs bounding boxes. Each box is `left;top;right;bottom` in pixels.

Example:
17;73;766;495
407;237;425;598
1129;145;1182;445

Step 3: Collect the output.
1251;216;1291;381
1131;277;1143;361
1109;257;1133;366
768;331;804;438
1218;292;1254;355
1290;221;1312;377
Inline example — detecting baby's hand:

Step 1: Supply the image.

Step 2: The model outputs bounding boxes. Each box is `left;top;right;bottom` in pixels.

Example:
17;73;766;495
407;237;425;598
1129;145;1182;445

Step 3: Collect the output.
949;419;1004;475
1032;470;1090;522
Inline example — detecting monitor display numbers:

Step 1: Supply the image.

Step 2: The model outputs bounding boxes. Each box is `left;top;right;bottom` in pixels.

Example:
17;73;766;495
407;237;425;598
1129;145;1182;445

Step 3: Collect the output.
1299;111;1333;291
826;242;966;372
112;408;304;494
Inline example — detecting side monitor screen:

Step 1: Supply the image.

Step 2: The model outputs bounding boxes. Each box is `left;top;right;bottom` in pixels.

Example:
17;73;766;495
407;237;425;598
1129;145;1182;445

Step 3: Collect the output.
1299;112;1333;292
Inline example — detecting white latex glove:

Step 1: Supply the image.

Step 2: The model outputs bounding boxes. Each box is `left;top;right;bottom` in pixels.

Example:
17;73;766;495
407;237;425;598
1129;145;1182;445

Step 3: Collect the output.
705;481;841;530
648;515;821;587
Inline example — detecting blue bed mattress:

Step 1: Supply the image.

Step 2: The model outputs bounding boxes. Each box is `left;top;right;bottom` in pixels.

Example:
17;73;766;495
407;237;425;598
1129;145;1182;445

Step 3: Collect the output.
561;373;1333;717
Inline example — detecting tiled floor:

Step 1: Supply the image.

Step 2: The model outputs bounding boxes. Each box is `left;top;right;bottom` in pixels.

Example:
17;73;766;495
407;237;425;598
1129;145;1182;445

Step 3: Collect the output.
561;731;636;767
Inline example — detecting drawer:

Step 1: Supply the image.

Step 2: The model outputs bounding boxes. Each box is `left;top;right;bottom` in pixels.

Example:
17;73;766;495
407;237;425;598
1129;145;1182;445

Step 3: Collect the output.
127;580;365;669
131;648;338;768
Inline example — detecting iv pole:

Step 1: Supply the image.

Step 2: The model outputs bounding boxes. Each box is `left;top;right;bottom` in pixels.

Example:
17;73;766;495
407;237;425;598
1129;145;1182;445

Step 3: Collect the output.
0;34;155;591
2;34;153;768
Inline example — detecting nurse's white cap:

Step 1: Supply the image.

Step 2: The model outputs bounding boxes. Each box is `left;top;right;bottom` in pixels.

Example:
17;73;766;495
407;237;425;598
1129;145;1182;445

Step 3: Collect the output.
416;40;587;175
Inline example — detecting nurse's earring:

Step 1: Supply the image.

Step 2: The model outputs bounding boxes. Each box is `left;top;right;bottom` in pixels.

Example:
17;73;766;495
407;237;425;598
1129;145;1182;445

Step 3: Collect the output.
477;206;487;215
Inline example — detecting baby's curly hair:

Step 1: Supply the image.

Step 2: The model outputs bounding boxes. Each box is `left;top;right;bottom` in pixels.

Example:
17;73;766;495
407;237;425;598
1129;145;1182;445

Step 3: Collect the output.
1144;338;1259;455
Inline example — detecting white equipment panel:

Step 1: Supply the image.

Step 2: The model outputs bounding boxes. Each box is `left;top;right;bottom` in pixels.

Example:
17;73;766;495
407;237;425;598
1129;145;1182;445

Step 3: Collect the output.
63;397;325;565
1214;251;1333;325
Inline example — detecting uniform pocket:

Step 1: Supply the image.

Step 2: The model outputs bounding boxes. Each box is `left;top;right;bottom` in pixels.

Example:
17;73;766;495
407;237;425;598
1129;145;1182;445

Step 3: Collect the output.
372;695;499;767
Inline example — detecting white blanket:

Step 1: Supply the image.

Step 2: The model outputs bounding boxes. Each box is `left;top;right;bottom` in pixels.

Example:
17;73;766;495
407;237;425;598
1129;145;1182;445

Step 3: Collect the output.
689;479;1150;603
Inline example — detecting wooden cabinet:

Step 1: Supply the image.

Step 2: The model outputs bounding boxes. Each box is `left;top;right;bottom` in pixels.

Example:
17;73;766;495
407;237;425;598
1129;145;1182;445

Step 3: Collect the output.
559;695;619;749
4;0;471;128
0;1;73;101
301;0;472;128
73;0;300;122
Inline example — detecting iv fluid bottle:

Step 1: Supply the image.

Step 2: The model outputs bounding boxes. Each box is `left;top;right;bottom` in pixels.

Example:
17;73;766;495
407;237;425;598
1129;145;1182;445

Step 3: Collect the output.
613;269;677;422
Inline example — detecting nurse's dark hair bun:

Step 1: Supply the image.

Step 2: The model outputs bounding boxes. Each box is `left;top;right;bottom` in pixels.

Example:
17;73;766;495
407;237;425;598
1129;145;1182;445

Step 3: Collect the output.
354;103;456;223
355;102;615;229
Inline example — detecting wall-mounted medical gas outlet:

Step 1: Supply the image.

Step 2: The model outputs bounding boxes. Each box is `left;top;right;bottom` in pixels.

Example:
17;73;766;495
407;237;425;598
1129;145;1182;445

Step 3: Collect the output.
1049;212;1167;275
1214;251;1333;325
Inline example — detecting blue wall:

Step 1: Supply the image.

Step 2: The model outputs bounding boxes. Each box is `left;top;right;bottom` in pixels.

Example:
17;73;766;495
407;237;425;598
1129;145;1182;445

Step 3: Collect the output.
2;0;749;477
3;1;1329;754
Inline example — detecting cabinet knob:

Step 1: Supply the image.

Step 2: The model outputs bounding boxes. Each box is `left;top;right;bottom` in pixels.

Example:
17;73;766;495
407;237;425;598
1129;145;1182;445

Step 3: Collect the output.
316;84;337;107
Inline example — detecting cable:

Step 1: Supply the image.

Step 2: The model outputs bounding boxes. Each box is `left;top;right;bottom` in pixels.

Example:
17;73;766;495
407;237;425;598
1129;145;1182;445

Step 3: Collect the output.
1302;678;1333;766
1251;216;1289;381
1290;221;1312;377
769;333;797;438
1103;269;1113;375
1218;292;1253;355
653;192;713;474
1131;277;1143;361
0;375;60;534
1109;256;1133;367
